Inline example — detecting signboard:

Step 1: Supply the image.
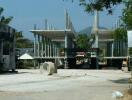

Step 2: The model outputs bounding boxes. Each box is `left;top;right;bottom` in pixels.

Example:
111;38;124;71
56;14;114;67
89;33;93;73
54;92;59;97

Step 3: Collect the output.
127;31;132;47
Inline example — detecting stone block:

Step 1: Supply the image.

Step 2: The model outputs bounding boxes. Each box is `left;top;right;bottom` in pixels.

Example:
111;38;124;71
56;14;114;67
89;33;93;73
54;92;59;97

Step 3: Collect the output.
122;67;128;72
40;62;57;75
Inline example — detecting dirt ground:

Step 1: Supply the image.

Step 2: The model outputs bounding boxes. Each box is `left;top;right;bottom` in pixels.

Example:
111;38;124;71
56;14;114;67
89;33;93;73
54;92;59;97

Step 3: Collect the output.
120;88;132;100
0;69;131;100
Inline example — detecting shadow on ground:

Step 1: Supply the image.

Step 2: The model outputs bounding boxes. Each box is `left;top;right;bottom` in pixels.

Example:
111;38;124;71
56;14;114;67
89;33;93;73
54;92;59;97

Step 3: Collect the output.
0;71;32;75
109;78;130;84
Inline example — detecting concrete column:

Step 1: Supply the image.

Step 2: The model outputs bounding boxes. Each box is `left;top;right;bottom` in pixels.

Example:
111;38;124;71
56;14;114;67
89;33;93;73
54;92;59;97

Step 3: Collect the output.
53;43;55;57
50;41;52;57
38;35;40;57
93;10;99;32
47;39;50;57
41;36;44;57
44;37;47;57
56;45;58;57
57;48;59;57
34;34;36;57
33;34;36;68
49;40;50;57
45;19;48;30
112;42;114;57
95;33;99;48
92;10;99;48
55;44;57;57
54;43;56;57
65;33;67;57
12;30;16;71
36;35;38;57
65;9;68;29
93;10;99;69
54;44;56;57
0;40;3;64
51;41;53;57
0;40;2;61
64;31;68;69
68;16;71;29
94;11;99;49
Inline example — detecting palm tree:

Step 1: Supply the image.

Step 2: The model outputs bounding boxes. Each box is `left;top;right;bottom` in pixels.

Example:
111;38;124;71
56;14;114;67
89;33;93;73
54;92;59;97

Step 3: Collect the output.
0;7;13;25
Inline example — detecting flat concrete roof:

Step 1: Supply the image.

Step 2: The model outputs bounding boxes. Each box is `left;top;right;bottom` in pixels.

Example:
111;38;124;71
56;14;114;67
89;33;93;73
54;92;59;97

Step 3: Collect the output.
103;56;127;59
98;29;113;33
99;39;114;42
30;29;75;41
92;29;113;34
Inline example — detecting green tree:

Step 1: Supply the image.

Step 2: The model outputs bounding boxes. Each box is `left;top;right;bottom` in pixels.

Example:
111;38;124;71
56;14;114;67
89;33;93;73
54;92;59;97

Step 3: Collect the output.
113;28;127;42
64;0;122;13
79;0;122;13
121;0;132;30
65;0;132;14
15;31;33;48
16;38;33;48
75;34;95;61
76;34;90;50
15;31;23;39
0;7;32;48
0;7;13;25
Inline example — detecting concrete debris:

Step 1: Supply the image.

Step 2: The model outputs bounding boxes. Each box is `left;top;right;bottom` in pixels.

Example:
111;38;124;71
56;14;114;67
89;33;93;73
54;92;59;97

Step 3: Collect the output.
40;62;57;75
112;91;124;99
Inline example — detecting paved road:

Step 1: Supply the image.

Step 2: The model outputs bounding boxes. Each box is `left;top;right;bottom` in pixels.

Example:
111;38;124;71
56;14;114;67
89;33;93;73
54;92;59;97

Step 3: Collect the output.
0;69;131;100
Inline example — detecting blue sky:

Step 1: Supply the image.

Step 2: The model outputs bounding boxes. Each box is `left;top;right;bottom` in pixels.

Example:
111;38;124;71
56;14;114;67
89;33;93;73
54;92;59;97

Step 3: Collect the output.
0;0;124;40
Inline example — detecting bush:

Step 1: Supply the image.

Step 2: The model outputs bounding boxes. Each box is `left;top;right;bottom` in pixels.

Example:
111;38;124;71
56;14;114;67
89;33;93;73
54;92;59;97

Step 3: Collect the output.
16;60;34;69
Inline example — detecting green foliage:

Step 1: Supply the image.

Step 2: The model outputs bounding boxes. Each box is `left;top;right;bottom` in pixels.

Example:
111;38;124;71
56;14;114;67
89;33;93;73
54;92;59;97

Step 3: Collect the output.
79;0;122;13
64;0;132;14
76;34;90;50
0;7;13;25
16;38;33;48
63;0;126;14
0;7;4;15
15;31;33;48
129;47;132;56
0;16;13;25
16;60;34;69
15;31;23;39
0;7;33;49
121;1;132;30
113;28;127;42
0;7;14;55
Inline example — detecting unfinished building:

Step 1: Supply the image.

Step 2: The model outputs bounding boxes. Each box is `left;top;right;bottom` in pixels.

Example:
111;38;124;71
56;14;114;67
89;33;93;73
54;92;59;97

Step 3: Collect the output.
0;24;16;71
30;11;76;69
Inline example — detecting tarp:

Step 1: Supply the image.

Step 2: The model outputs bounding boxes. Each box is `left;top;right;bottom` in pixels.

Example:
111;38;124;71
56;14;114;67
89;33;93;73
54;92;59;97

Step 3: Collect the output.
18;53;33;60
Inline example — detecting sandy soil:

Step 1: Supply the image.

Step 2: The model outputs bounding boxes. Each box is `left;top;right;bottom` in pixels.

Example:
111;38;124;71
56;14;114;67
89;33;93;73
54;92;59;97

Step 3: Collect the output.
0;69;131;100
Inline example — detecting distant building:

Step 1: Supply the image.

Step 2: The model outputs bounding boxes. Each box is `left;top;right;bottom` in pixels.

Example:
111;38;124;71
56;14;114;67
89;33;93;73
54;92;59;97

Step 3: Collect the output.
91;11;128;69
30;10;76;68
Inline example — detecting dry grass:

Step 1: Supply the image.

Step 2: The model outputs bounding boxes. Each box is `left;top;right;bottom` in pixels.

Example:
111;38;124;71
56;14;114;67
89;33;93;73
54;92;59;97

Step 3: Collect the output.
120;88;132;100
